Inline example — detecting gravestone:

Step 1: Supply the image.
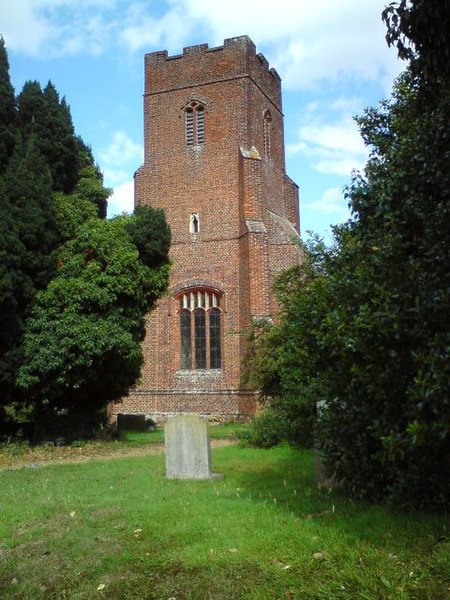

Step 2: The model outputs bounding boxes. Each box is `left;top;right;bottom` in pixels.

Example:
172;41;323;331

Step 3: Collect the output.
117;413;147;432
165;415;213;479
314;400;335;488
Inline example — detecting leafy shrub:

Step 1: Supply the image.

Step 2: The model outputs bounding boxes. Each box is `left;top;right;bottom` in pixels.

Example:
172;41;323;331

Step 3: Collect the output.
242;0;450;510
237;408;291;448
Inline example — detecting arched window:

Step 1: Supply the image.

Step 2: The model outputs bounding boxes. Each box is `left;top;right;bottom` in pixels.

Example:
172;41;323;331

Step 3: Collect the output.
178;289;222;370
184;101;205;146
263;110;272;157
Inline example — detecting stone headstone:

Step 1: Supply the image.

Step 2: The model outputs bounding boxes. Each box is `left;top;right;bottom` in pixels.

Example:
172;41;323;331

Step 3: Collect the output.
314;400;335;488
117;413;147;432
165;415;212;479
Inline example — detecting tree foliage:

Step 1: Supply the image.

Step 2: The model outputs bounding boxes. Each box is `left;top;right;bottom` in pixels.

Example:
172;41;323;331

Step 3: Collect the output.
382;0;450;84
17;212;170;425
0;192;24;406
245;1;450;510
0;134;60;420
126;205;171;267
0;36;16;174
3;134;60;288
16;80;79;193
74;138;110;219
0;40;117;437
0;41;171;440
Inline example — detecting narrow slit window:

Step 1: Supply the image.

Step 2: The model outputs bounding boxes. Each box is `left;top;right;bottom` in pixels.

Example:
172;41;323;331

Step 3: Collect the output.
263;110;272;157
189;213;199;234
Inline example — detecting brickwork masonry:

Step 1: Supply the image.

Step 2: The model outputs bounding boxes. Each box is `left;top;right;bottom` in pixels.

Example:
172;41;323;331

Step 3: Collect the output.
111;36;301;424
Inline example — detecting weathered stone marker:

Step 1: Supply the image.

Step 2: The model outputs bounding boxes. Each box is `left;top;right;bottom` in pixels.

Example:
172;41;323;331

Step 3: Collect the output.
117;413;146;432
165;415;213;479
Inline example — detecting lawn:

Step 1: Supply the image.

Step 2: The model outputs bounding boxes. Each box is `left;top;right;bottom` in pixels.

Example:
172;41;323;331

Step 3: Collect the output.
0;424;243;471
0;437;449;599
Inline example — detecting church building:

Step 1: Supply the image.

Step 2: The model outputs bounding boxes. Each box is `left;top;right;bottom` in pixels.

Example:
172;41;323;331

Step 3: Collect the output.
113;35;300;422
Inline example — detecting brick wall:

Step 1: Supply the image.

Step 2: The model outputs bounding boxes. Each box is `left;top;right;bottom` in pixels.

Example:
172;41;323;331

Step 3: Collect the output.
111;36;301;423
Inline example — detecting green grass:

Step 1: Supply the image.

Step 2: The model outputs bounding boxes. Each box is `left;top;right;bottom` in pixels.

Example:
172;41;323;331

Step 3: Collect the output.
0;424;245;470
0;445;449;599
124;422;247;446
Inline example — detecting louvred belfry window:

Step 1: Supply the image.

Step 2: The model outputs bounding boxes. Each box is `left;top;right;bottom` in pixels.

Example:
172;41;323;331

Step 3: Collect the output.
178;289;222;370
184;101;205;146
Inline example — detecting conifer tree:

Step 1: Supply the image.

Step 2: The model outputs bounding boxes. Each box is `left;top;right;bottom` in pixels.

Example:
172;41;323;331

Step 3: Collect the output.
0;191;26;418
4;134;60;289
0;38;23;424
0;36;16;175
16;81;43;142
16;80;79;193
0;38;171;440
0;134;61;427
74;138;109;218
40;82;79;193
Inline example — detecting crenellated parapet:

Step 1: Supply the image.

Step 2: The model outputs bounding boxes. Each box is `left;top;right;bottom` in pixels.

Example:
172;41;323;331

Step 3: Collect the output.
144;35;282;111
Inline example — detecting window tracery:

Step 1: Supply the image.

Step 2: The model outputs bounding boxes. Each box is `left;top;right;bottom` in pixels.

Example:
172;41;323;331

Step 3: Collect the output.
178;289;222;369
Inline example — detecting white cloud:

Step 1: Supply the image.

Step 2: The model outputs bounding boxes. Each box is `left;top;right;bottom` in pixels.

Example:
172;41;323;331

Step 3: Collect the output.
0;1;58;55
0;0;119;57
107;180;134;217
288;100;369;177
99;130;143;169
102;168;130;185
120;5;189;54
167;0;402;92
1;0;402;92
315;154;364;177
98;132;142;210
300;123;366;158
306;187;349;219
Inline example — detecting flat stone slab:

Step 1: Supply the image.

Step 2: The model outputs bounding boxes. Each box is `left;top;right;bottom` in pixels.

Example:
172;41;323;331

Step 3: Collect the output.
165;415;214;479
117;413;147;432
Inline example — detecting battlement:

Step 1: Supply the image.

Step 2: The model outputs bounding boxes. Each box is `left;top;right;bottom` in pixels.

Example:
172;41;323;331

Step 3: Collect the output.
144;35;282;109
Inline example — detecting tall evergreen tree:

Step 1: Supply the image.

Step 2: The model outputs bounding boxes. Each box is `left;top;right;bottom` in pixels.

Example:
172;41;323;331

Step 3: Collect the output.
16;81;43;142
0;134;62;429
0;191;26;417
40;82;79;193
0;38;23;426
74;138;109;219
16;80;79;193
0;36;16;175
4;134;60;289
0;39;119;439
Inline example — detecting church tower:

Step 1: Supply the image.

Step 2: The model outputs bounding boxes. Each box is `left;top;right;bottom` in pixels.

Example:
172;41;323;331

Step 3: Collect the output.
114;36;300;421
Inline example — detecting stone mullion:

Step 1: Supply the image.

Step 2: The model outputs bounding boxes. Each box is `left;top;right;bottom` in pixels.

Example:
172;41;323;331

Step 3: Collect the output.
205;309;211;369
190;309;196;369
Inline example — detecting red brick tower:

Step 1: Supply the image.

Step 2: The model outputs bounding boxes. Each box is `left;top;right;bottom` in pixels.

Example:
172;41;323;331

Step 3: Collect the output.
114;36;300;421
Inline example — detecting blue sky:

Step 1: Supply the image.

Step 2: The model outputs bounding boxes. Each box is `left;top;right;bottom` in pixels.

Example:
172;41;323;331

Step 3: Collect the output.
1;0;403;240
